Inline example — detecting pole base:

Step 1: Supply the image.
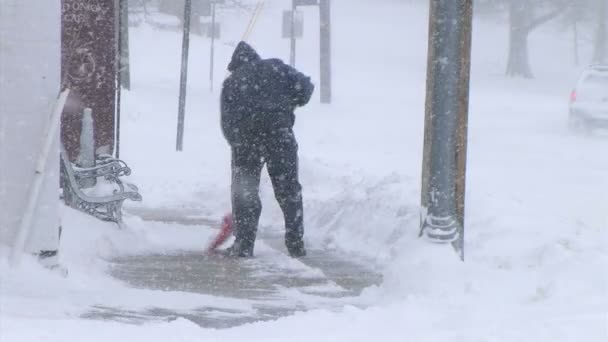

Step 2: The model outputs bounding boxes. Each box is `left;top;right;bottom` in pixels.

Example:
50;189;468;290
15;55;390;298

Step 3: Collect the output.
421;214;459;243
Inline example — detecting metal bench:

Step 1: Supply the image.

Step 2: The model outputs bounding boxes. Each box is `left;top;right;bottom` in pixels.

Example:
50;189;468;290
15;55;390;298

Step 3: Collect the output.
60;145;142;224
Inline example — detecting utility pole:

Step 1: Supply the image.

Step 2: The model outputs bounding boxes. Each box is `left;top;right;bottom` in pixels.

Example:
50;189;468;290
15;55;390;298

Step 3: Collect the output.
420;0;473;260
210;1;217;92
176;0;192;152
319;0;332;103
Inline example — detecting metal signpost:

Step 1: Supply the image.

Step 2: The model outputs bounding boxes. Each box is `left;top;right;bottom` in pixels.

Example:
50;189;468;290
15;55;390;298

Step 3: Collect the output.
284;0;331;103
176;0;192;152
319;0;331;103
209;0;224;92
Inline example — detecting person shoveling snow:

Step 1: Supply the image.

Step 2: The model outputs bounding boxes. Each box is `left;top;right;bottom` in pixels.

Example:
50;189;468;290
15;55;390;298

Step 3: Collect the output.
215;41;314;258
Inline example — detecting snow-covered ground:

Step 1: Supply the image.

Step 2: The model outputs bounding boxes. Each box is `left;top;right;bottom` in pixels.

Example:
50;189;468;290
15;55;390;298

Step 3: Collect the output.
2;0;607;341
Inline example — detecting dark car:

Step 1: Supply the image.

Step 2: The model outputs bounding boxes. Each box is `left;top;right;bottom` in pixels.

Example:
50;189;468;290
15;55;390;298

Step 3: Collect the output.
569;65;608;132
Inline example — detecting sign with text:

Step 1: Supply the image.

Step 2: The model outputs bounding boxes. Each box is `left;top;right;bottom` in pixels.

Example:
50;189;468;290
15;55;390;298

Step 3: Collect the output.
294;0;318;6
61;0;117;160
159;0;211;18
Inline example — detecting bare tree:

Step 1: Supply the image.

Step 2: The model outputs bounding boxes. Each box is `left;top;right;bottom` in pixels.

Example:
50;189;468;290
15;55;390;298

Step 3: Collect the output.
505;0;569;78
592;0;607;63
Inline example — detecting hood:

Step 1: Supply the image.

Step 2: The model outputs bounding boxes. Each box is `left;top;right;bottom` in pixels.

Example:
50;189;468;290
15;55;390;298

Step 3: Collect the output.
227;41;261;72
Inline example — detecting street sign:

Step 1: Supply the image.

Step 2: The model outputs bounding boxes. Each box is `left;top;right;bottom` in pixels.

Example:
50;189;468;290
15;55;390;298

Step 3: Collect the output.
159;0;210;17
282;10;303;39
295;0;318;6
198;1;212;17
61;0;116;159
197;0;226;16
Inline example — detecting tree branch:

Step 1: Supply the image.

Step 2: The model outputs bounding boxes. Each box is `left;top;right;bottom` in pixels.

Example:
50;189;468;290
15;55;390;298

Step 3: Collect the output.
526;3;570;32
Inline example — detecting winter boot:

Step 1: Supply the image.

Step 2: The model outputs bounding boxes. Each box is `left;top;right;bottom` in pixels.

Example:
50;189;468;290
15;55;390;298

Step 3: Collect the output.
224;239;254;258
286;239;306;258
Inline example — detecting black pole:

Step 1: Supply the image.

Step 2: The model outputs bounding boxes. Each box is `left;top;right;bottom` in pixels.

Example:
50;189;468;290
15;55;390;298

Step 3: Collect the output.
210;2;216;92
176;0;192;152
420;0;472;259
290;1;296;66
319;0;332;104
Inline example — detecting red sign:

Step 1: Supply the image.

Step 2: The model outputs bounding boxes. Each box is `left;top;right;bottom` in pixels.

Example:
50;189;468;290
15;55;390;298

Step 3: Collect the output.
61;0;116;161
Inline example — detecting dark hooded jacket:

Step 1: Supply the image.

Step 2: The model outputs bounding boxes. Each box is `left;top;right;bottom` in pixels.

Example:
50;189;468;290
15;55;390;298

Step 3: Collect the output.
221;41;315;145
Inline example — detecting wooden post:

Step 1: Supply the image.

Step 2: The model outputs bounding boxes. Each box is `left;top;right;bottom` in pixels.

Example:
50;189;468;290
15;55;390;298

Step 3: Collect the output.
210;2;217;92
319;0;332;104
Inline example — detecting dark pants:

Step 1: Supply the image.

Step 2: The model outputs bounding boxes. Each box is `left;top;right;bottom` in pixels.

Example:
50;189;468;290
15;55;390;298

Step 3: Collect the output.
231;128;304;255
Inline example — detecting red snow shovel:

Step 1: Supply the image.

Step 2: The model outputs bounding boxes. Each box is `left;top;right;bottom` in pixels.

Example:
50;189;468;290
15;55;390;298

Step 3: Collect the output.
206;213;233;254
